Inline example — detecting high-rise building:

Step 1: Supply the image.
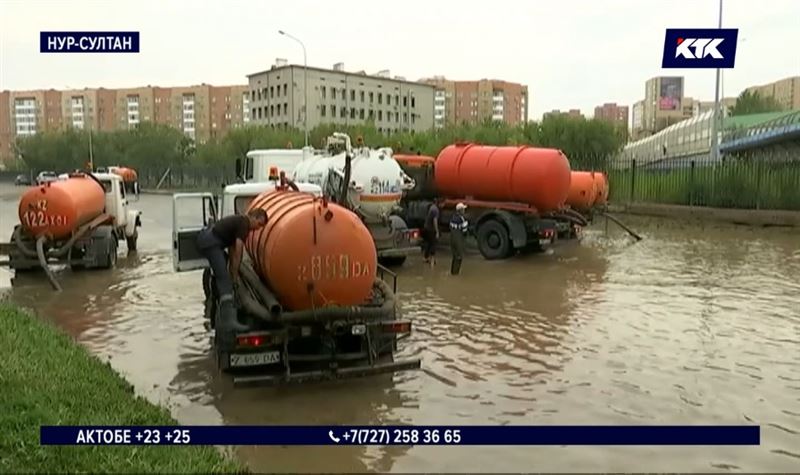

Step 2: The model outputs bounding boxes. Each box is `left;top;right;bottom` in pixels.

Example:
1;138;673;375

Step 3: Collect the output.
593;103;629;127
420;76;528;127
0;91;12;161
543;109;583;120
247;62;435;134
745;76;800;110
631;100;645;139
640;76;694;135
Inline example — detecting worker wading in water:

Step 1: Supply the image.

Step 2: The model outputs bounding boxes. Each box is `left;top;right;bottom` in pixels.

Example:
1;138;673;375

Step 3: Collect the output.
196;209;268;333
422;200;441;267
449;202;469;275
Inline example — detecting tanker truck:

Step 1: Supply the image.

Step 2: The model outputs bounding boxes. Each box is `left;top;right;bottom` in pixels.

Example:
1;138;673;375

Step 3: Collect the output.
565;170;609;223
396;144;583;260
171;172;421;386
236;133;421;266
3;171;142;288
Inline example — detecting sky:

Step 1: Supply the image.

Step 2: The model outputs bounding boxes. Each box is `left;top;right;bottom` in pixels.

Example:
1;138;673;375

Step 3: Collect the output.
1;0;798;121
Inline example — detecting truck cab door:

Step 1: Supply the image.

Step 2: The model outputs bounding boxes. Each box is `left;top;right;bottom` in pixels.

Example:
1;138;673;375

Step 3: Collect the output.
172;192;218;272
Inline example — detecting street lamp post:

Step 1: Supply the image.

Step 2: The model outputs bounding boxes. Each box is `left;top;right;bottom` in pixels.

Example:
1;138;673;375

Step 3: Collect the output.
279;30;308;148
711;0;723;162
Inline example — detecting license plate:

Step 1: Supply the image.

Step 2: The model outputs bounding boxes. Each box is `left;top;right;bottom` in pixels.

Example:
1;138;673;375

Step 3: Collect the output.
539;239;551;246
230;351;280;367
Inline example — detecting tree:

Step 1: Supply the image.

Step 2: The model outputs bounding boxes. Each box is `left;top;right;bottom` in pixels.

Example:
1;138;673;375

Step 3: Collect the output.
728;90;785;116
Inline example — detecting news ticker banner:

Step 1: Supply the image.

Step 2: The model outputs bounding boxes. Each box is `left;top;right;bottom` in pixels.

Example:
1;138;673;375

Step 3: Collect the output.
41;425;760;446
40;32;140;53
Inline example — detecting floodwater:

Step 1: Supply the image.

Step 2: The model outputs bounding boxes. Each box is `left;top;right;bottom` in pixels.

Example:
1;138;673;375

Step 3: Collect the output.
2;182;800;473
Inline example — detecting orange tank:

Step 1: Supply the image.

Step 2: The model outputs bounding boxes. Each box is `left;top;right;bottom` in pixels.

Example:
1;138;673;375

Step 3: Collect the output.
245;190;377;311
18;174;106;240
566;171;599;211
593;172;609;205
111;167;138;182
434;144;571;213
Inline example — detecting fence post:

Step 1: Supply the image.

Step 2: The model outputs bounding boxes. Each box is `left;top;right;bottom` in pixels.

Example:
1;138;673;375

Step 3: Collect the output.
689;160;695;207
629;159;637;204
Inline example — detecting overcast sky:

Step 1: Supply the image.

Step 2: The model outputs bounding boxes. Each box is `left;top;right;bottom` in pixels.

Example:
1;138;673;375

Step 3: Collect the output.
1;0;798;120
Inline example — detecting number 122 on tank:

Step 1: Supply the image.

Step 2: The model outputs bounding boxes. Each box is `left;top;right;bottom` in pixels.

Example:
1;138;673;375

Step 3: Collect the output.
296;254;372;281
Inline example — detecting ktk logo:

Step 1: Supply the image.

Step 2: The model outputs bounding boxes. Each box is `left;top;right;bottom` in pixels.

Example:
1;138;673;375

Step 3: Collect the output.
662;28;738;69
675;37;724;59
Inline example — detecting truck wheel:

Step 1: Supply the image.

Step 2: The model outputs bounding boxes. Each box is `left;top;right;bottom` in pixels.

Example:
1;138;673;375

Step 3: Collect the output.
477;220;511;260
101;239;118;269
126;230;138;252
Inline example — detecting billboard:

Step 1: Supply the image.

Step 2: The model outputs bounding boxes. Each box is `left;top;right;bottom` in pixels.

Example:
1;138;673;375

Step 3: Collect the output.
659;77;683;110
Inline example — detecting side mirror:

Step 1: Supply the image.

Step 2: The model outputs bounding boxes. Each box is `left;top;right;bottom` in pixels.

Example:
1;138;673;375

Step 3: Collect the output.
235;158;242;179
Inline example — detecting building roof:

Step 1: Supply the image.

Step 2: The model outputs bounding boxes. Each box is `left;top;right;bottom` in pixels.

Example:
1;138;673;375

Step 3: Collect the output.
247;64;434;88
722;110;796;129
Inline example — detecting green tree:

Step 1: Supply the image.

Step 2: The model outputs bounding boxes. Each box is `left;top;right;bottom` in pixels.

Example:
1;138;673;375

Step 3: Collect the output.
728;90;785;116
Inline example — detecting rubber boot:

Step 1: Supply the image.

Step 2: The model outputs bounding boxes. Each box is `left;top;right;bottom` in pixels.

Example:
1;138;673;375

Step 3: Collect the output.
450;256;462;275
217;295;248;333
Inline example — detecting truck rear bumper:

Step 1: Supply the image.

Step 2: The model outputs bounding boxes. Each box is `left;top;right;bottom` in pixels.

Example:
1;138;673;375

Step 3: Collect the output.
377;245;419;258
232;358;422;387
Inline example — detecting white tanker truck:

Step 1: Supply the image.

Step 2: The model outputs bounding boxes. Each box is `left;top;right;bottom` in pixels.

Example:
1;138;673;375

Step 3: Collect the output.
235;133;421;266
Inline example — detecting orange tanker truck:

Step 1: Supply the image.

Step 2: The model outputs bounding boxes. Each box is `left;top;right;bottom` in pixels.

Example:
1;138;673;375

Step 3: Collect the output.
566;170;609;217
396;144;579;260
171;173;420;386
3;171;142;289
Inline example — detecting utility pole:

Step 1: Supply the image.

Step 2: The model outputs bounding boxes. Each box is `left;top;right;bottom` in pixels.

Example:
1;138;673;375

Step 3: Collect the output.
279;30;308;148
711;0;723;162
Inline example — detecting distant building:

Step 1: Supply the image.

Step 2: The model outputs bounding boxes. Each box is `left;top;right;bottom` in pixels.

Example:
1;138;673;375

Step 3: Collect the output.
745;76;800;110
594;103;629;127
638;76;694;136
419;76;528;128
247;61;435;134
543;109;583;120
692;97;737;117
631;100;645;139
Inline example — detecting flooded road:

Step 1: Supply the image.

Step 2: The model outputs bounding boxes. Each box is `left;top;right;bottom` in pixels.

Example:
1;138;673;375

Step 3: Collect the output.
2;182;800;473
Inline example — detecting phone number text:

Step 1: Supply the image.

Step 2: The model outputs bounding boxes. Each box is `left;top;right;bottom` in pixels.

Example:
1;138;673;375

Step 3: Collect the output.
338;428;462;445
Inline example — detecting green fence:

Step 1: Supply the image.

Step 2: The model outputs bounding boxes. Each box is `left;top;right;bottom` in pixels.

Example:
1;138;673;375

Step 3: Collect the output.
608;150;800;211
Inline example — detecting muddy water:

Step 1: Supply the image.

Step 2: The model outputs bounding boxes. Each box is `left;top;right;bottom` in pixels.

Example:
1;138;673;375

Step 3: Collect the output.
2;183;800;473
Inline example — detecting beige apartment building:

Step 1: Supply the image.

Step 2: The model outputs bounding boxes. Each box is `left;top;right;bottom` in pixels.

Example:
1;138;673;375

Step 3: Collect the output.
420;76;528;127
594;103;629;127
247;62;435;134
0;84;251;162
745;76;800;110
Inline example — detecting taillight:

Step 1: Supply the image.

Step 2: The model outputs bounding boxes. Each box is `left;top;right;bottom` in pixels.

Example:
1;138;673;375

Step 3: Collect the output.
236;334;272;347
381;321;412;334
407;229;420;240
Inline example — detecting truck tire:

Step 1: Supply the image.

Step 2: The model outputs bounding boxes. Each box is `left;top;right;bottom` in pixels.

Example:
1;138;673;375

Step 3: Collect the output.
100;238;118;269
126;230;138;252
477;219;511;260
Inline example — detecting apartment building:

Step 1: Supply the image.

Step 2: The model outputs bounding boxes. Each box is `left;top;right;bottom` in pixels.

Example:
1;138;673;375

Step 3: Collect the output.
745;76;800;110
594;103;629;127
543;109;584;120
420;76;528;127
247;61;435;134
691;97;737;117
0;91;11;160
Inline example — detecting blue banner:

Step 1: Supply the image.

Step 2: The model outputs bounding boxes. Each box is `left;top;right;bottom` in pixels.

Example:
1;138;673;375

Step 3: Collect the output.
40;425;760;446
662;28;739;69
40;32;140;53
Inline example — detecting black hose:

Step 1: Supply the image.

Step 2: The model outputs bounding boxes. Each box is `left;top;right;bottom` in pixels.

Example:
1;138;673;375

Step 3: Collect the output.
13;227;37;258
36;236;61;292
239;259;282;317
551;213;588;228
279;279;396;324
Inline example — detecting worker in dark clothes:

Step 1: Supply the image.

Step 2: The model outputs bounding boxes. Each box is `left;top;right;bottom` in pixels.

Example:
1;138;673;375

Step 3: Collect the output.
422;200;441;267
196;209;268;332
449;202;469;275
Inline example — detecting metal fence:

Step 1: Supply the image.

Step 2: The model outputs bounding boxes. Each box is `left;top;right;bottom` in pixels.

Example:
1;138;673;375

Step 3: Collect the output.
608;150;800;211
137;164;236;190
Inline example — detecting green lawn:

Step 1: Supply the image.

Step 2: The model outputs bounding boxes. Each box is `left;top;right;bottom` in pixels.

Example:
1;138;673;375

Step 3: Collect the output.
0;303;247;474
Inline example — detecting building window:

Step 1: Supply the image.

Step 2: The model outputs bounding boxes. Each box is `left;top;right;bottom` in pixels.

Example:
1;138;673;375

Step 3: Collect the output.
378;93;383;105
340;107;346;118
411;114;415;124
369;110;374;119
331;105;337;116
378;110;383;121
270;87;275;98
411;97;416;108
395;94;399;105
283;103;288;115
321;87;327;99
403;112;408;122
270;105;274;116
283;84;287;96
360;109;365;119
360;91;365;102
331;87;337;100
350;108;356;119
340;88;345;99
403;96;407;107
386;95;392;106
321;105;326;117
369;92;374;103
350;90;355;101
